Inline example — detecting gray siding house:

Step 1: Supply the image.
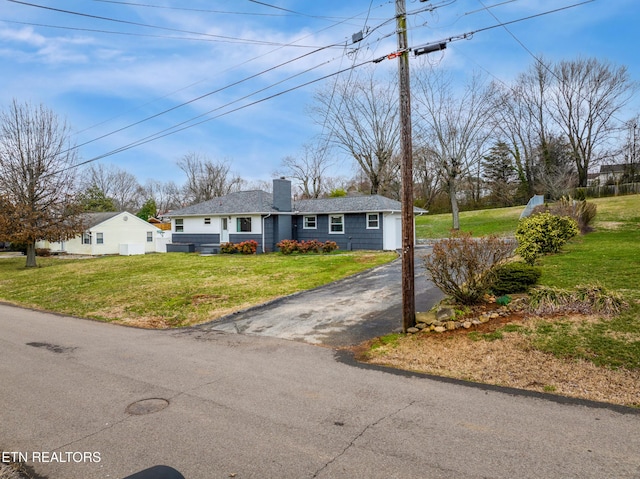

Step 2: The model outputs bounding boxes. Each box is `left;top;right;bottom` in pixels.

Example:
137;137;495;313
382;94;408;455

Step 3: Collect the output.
165;178;424;253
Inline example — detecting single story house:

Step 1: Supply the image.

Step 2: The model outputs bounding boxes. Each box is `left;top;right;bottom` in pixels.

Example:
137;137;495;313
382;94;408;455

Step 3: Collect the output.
37;211;169;255
165;178;425;253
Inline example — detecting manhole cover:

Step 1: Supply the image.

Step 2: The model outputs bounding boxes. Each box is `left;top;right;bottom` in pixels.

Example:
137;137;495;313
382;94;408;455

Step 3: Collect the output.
125;398;169;416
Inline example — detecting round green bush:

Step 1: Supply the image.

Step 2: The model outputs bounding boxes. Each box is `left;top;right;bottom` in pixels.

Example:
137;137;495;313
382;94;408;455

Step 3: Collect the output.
515;212;579;264
491;261;541;295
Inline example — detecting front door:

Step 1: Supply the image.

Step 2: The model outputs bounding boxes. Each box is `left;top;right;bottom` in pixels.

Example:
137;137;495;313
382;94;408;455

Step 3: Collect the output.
221;218;229;243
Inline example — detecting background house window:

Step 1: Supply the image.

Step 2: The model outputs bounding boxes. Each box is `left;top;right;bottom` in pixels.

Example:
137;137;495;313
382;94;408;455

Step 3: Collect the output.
147;231;153;242
303;215;317;229
367;213;380;229
96;233;104;244
82;232;91;244
204;218;211;225
237;217;251;232
175;219;184;232
329;215;344;234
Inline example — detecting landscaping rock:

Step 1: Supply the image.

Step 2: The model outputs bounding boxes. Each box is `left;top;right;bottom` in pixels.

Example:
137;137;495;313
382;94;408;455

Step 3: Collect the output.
463;321;472;329
416;311;437;325
445;321;456;331
416;323;427;330
407;327;420;334
436;307;456;322
434;326;446;333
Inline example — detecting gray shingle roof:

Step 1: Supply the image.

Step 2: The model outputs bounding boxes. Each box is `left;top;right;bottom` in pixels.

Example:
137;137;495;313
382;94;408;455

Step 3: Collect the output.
167;190;278;216
83;212;120;228
294;195;425;214
166;191;426;217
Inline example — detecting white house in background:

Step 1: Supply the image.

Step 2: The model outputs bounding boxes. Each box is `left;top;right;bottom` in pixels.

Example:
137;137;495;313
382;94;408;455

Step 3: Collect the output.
37;211;169;256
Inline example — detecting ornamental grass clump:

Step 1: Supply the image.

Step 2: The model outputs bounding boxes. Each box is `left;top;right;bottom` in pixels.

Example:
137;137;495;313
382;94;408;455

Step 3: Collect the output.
528;284;627;316
515;212;579;265
423;232;515;305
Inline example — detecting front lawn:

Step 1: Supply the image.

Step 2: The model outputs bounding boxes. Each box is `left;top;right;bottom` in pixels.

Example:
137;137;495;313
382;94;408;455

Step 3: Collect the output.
363;194;640;407
0;251;396;328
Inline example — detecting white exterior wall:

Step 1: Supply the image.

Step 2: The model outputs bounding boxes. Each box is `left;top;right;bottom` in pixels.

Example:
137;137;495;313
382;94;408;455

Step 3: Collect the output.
174;215;262;235
383;213;401;250
37;212;160;255
382;212;418;250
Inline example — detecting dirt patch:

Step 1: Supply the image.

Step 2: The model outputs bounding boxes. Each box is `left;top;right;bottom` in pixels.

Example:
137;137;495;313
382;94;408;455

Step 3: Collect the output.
356;308;640;408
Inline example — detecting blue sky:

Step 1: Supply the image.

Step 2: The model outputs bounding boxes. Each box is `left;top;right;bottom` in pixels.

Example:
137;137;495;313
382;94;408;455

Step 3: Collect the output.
1;0;638;187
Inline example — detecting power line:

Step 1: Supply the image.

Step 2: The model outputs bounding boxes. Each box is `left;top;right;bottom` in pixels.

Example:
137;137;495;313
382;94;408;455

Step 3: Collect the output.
7;0;310;46
91;0;387;22
0;18;328;46
52;56;378;177
407;0;596;56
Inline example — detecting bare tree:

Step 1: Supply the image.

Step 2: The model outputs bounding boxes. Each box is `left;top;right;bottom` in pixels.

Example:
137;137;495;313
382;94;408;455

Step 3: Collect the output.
549;58;636;187
279;142;334;199
414;69;496;229
143;179;183;214
533;134;577;199
84;163;143;212
177;152;242;205
413;145;442;210
312;69;400;195
492;60;555;198
0;100;84;267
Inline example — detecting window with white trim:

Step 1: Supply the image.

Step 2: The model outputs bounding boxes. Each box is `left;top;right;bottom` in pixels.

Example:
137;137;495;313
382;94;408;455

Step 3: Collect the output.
147;231;153;242
96;232;104;244
175;218;184;232
303;215;317;229
82;232;91;244
367;213;380;229
329;215;344;234
237;217;252;233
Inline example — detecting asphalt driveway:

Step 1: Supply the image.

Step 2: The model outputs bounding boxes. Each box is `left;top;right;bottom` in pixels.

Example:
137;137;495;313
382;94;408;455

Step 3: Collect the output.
196;247;444;347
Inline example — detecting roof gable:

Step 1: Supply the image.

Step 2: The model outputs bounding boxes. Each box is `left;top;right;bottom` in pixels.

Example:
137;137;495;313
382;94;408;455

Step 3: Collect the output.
84;211;158;230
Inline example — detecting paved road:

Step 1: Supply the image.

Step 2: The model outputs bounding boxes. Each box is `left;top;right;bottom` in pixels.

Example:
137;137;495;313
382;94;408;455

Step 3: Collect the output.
1;304;639;479
200;249;444;347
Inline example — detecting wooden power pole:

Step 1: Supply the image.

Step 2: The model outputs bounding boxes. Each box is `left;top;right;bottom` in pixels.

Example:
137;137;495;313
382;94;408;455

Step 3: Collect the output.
395;0;416;332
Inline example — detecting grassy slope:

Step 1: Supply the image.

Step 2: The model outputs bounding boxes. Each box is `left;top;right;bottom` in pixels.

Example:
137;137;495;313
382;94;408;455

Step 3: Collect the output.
0;251;396;327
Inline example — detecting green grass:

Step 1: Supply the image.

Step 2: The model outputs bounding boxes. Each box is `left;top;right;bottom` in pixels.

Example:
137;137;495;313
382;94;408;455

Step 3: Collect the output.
419;194;640;372
0;251;396;327
527;304;640;370
416;193;640;239
416;205;523;238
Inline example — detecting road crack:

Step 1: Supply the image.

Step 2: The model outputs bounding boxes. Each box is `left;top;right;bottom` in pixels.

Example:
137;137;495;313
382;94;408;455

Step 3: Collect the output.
311;400;416;478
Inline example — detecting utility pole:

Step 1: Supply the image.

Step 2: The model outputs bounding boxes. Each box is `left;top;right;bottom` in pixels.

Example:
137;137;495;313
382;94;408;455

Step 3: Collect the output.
395;0;416;332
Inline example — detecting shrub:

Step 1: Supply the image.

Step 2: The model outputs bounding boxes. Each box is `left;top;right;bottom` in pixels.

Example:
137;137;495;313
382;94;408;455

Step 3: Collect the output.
35;248;51;257
491;261;541;295
423;232;515;305
297;240;323;254
276;239;298;255
530;197;597;234
550;196;597;234
515;212;579;265
236;240;258;254
322;241;338;253
220;241;257;254
220;242;237;254
276;239;339;255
